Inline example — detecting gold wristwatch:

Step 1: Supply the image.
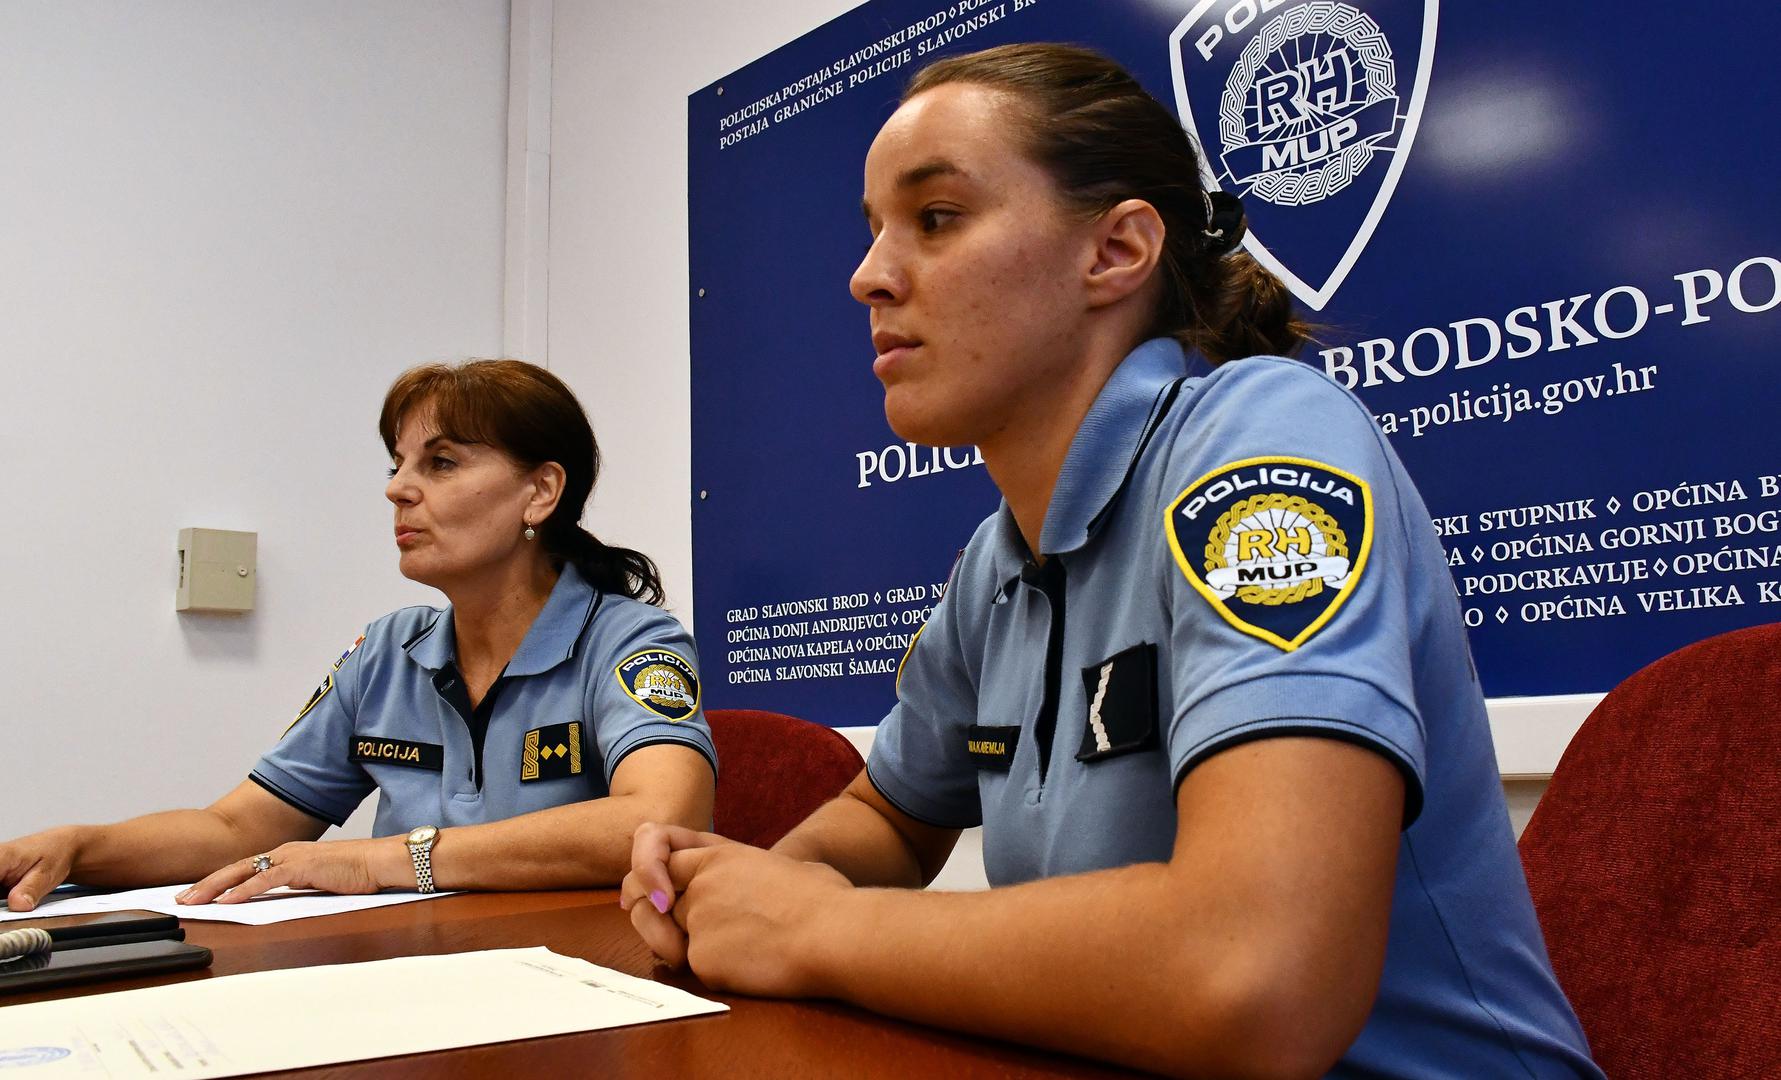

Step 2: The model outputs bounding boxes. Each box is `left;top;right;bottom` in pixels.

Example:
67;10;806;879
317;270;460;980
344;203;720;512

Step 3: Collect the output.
405;825;440;893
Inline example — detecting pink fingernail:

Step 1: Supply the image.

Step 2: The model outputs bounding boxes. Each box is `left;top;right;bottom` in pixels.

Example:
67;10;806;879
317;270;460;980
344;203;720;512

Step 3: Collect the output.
650;890;670;914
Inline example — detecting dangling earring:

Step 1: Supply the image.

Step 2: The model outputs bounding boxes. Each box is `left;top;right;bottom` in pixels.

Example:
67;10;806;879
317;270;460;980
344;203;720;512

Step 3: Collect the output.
523;520;536;542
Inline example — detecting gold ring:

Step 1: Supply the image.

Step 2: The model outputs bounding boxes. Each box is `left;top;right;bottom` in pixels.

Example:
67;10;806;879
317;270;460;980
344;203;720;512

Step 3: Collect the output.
250;853;273;874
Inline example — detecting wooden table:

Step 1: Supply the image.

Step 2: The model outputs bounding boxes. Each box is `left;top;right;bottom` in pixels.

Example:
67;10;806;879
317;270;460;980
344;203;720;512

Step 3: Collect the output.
9;892;1135;1077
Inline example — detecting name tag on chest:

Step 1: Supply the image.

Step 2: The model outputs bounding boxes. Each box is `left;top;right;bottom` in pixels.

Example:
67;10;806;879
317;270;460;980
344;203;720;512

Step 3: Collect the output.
350;736;444;771
965;725;1021;771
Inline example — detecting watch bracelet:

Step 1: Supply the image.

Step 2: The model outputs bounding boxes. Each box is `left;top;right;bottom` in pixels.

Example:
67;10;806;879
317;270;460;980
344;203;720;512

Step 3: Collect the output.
409;842;435;893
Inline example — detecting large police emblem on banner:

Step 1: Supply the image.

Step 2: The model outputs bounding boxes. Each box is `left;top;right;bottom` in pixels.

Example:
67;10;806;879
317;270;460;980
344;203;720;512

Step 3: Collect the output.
1166;457;1374;651
1169;0;1437;309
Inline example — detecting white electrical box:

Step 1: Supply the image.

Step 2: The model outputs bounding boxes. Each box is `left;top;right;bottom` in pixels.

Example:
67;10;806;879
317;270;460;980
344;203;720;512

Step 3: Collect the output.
177;528;257;613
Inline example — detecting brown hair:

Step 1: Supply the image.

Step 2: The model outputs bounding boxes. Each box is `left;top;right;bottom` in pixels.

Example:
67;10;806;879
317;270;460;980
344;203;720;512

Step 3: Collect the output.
904;43;1310;363
379;359;665;605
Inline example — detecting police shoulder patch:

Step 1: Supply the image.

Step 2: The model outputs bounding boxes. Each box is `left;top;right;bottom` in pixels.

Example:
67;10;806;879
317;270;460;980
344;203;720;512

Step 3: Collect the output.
285;632;368;734
1165;456;1373;651
333;634;366;671
894;622;926;696
615;649;700;722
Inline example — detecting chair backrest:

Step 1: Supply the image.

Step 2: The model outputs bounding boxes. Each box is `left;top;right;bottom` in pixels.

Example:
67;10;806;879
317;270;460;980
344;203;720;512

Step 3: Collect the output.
707;708;865;848
1518;622;1781;1080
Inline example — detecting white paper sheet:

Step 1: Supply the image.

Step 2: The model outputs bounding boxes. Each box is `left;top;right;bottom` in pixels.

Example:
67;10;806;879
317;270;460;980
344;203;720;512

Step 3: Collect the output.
0;948;726;1077
0;884;453;925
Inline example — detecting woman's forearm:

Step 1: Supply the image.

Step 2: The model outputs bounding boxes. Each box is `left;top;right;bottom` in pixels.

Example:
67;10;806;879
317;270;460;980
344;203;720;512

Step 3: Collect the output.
772;794;931;887
421;791;706;892
798;863;1334;1080
772;770;960;888
69;808;281;886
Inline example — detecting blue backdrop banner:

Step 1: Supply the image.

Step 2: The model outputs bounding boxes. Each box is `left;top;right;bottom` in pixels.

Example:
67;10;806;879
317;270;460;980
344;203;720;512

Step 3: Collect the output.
689;0;1781;726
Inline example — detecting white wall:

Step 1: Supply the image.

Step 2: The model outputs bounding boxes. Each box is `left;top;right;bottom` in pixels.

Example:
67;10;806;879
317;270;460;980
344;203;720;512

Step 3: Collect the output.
0;1;511;836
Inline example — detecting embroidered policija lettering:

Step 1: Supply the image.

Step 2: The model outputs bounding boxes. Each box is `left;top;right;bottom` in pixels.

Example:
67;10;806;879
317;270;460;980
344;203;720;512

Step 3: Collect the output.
615;649;701;722
350;736;444;771
1166;456;1374;651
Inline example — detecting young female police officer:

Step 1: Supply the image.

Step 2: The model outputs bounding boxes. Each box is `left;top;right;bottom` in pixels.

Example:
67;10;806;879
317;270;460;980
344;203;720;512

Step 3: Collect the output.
623;45;1601;1078
1;360;714;909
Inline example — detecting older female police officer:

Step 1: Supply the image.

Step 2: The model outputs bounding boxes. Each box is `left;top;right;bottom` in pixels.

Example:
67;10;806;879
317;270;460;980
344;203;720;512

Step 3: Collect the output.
1;360;714;908
623;45;1601;1079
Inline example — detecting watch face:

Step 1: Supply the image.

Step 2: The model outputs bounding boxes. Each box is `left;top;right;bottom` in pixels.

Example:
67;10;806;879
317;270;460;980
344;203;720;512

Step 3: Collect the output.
407;825;438;847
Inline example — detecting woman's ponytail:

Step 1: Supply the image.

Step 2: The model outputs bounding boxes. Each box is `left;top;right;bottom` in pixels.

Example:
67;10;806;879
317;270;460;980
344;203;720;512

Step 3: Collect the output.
549;523;665;606
1183;250;1315;364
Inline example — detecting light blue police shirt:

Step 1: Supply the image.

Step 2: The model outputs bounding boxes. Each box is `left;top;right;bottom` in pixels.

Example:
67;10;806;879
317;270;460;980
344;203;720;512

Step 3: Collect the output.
252;563;715;837
869;339;1601;1078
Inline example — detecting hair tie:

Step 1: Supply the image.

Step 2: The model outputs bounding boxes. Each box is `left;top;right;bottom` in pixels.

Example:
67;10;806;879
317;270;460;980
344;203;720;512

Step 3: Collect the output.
1200;190;1247;255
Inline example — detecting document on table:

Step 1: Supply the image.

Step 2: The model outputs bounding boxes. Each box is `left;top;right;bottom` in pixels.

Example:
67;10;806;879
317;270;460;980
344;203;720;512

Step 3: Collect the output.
0;884;453;925
0;948;726;1076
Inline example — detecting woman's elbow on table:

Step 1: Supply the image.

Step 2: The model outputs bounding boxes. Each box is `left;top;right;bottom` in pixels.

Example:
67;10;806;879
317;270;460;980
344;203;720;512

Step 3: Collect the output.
1149;939;1381;1080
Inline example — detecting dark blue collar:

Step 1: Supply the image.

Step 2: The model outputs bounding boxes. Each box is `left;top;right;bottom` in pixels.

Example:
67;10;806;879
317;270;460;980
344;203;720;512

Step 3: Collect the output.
404;563;602;676
987;338;1201;597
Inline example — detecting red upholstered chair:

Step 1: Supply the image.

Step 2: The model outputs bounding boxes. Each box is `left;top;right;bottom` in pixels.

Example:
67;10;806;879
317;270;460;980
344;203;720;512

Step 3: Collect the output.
706;708;866;848
1518;622;1781;1080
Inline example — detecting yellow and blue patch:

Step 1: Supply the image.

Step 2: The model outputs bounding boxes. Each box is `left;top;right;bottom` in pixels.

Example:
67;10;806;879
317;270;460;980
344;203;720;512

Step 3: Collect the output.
893;546;962;696
616;649;700;721
1165;456;1373;651
286;633;366;734
894;623;925;696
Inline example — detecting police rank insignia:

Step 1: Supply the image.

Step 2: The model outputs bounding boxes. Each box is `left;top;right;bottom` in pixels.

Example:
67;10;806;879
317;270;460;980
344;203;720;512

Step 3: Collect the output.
1166;457;1372;651
1078;645;1160;762
615;649;700;721
286;633;366;734
521;722;584;782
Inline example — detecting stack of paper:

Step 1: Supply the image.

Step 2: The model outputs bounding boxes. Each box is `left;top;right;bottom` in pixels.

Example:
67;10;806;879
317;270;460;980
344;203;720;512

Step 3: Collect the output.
0;885;453;926
0;948;727;1076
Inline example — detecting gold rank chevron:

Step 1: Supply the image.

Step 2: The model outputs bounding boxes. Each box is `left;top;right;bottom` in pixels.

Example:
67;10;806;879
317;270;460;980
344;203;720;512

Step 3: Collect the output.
521;726;582;779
